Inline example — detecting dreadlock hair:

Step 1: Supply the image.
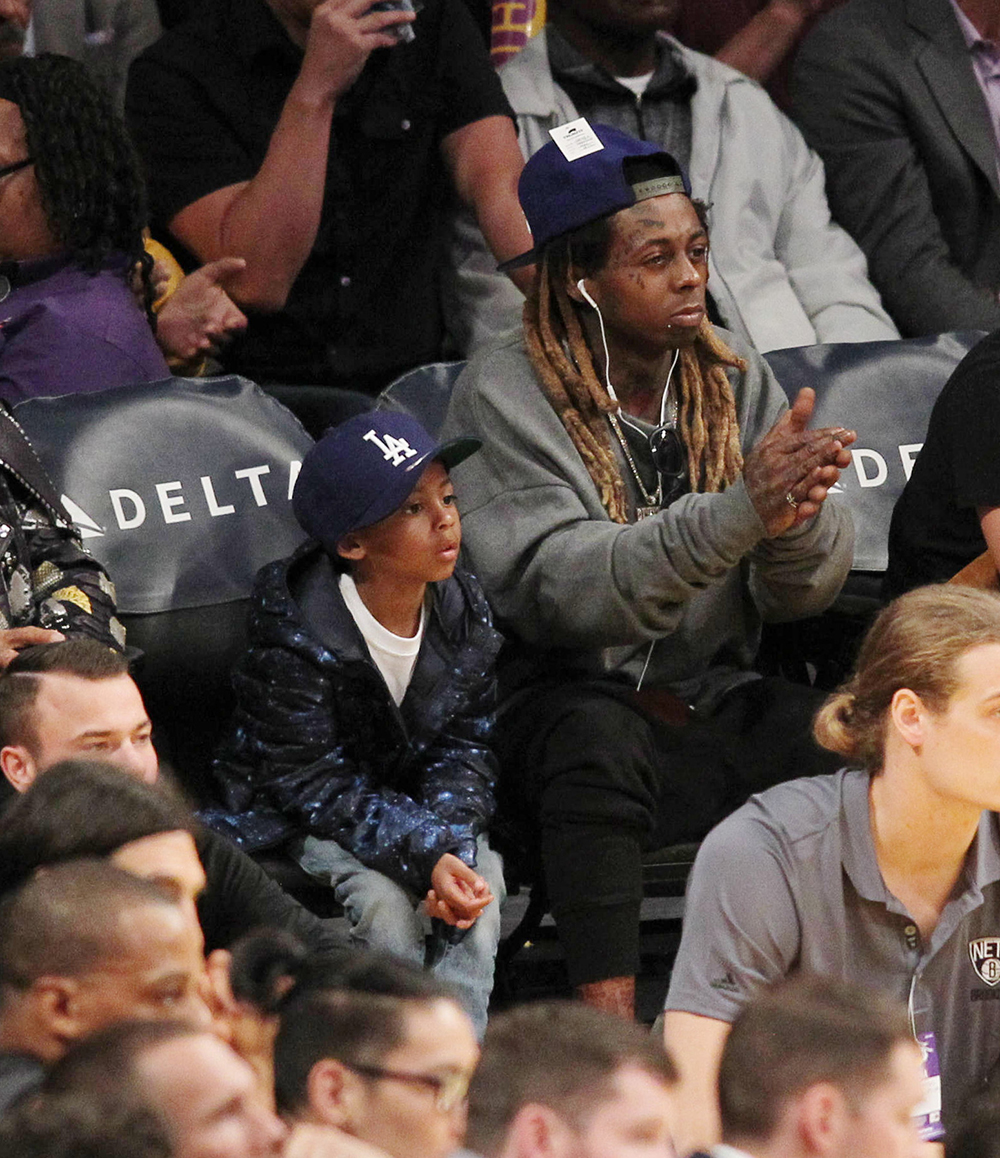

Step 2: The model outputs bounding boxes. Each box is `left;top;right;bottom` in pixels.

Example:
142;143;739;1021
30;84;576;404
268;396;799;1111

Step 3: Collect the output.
523;200;746;523
0;54;155;321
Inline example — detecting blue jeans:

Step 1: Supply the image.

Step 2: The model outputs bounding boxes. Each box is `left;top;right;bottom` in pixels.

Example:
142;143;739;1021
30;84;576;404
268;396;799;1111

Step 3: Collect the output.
292;834;504;1036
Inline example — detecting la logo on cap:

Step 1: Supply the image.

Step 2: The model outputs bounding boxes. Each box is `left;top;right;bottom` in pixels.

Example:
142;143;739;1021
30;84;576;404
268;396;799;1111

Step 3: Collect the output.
363;429;418;468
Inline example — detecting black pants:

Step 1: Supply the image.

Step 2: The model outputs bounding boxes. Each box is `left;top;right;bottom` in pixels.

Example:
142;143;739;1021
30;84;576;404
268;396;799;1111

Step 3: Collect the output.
496;676;840;986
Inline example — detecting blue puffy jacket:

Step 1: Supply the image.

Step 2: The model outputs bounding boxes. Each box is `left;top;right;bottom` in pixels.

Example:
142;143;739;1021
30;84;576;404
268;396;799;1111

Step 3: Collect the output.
208;543;502;894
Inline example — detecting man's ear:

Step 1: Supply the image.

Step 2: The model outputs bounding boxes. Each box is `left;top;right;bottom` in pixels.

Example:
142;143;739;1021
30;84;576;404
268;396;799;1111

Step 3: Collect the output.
565;267;587;304
336;533;366;564
796;1082;847;1157
504;1104;577;1158
0;744;38;793
306;1058;356;1128
889;687;928;752
30;975;86;1052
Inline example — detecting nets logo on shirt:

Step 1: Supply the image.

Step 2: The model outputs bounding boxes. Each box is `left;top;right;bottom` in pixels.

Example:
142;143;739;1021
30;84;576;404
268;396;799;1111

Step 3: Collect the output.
969;938;1000;986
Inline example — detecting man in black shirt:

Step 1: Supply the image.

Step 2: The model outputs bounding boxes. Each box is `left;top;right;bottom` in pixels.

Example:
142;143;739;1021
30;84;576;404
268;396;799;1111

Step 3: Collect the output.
885;331;1000;597
125;0;531;414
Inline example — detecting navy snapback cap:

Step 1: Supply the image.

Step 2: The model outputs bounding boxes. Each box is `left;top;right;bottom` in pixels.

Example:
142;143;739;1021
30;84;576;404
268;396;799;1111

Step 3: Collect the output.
500;123;691;272
293;411;481;550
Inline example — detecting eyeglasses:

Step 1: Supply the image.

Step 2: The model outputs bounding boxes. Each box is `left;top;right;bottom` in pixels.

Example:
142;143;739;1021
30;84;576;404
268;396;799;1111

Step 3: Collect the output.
0;158;32;181
348;1064;471;1113
649;422;687;499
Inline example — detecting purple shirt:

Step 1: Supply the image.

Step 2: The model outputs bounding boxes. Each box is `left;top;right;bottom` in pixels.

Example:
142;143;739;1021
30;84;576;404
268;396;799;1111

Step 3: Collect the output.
0;252;169;404
949;0;1000;175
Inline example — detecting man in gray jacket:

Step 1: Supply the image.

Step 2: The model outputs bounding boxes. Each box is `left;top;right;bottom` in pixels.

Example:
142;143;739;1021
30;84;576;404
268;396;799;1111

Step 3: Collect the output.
445;0;898;355
442;124;855;1018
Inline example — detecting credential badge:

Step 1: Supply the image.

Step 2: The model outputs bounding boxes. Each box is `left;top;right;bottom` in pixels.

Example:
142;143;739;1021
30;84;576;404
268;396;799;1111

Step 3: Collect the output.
969;938;1000;986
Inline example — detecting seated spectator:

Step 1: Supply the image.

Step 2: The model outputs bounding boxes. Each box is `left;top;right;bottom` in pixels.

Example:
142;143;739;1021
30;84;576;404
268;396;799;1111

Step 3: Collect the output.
0;859;209;1114
715;975;924;1158
44;1019;288;1158
0;14;249;374
884;332;1000;597
0;639;156;793
791;0;1000;336
0;758;208;921
270;954;478;1158
446;0;897;356
0;53;170;402
208;927;477;1141
0;1088;174;1158
463;1001;677;1158
125;0;532;431
442;125;854;1018
0;753;346;958
210;412;504;1034
663;585;1000;1150
0;640;345;955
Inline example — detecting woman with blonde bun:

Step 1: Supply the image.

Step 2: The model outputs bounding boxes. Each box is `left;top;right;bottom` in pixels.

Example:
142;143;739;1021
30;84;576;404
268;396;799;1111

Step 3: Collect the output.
663;585;1000;1154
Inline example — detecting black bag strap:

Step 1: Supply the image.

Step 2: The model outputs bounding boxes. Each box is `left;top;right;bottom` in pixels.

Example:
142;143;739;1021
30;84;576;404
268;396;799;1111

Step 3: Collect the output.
0;407;68;526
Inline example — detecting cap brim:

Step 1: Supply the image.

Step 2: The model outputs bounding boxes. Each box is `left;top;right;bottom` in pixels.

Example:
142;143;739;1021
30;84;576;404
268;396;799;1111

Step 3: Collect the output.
430;436;482;471
497;249;539;274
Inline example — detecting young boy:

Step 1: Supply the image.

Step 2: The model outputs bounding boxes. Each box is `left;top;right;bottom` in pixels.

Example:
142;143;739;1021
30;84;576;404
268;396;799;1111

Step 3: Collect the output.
210;411;504;1032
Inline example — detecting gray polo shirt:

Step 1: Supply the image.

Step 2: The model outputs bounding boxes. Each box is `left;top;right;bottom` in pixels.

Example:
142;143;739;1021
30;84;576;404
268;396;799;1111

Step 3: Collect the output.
666;768;1000;1126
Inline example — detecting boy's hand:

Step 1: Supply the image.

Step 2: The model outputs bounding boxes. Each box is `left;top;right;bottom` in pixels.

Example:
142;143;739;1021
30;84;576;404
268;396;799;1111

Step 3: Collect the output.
425;853;493;929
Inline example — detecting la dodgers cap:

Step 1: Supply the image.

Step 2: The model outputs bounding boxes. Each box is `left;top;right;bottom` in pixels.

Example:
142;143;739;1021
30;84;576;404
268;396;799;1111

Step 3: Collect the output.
499;122;692;272
292;411;481;549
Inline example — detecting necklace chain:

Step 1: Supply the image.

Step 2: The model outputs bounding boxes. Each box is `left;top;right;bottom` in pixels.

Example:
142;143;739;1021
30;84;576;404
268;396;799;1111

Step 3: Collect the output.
608;411;662;514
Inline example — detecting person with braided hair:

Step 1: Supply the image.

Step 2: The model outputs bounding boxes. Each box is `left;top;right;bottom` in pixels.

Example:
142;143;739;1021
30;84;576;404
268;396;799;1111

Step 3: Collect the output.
442;123;856;1020
0;52;169;403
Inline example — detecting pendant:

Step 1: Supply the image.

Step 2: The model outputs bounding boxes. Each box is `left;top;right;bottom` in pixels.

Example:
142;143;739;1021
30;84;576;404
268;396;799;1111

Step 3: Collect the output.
0;276;9;304
636;505;660;520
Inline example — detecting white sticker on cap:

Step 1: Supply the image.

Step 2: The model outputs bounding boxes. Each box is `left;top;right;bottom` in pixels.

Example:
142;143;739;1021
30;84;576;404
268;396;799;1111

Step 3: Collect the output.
549;118;604;162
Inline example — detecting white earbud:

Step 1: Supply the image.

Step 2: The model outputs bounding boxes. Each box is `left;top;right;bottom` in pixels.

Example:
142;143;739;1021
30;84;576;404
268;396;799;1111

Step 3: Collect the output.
577;277;599;309
575;279;619;402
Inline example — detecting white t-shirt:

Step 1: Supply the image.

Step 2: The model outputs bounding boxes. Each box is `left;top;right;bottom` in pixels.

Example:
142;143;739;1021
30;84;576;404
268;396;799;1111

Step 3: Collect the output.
613;70;654;97
339;573;425;706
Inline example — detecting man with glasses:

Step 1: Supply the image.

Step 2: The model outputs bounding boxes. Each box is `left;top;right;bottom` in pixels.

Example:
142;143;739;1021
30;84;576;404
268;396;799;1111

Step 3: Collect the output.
274;964;478;1158
441;123;856;1019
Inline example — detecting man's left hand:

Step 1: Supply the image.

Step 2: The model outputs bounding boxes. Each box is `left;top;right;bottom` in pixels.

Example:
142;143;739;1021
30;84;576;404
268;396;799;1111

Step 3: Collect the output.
743;387;855;537
155;257;249;370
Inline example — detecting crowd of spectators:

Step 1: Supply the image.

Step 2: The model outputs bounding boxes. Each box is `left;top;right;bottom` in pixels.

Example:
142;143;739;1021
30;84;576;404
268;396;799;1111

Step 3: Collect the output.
2;0;1000;1156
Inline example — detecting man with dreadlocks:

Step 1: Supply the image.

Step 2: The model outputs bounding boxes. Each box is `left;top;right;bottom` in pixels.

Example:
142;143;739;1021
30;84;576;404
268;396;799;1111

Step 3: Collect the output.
442;123;856;1018
0;53;169;403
